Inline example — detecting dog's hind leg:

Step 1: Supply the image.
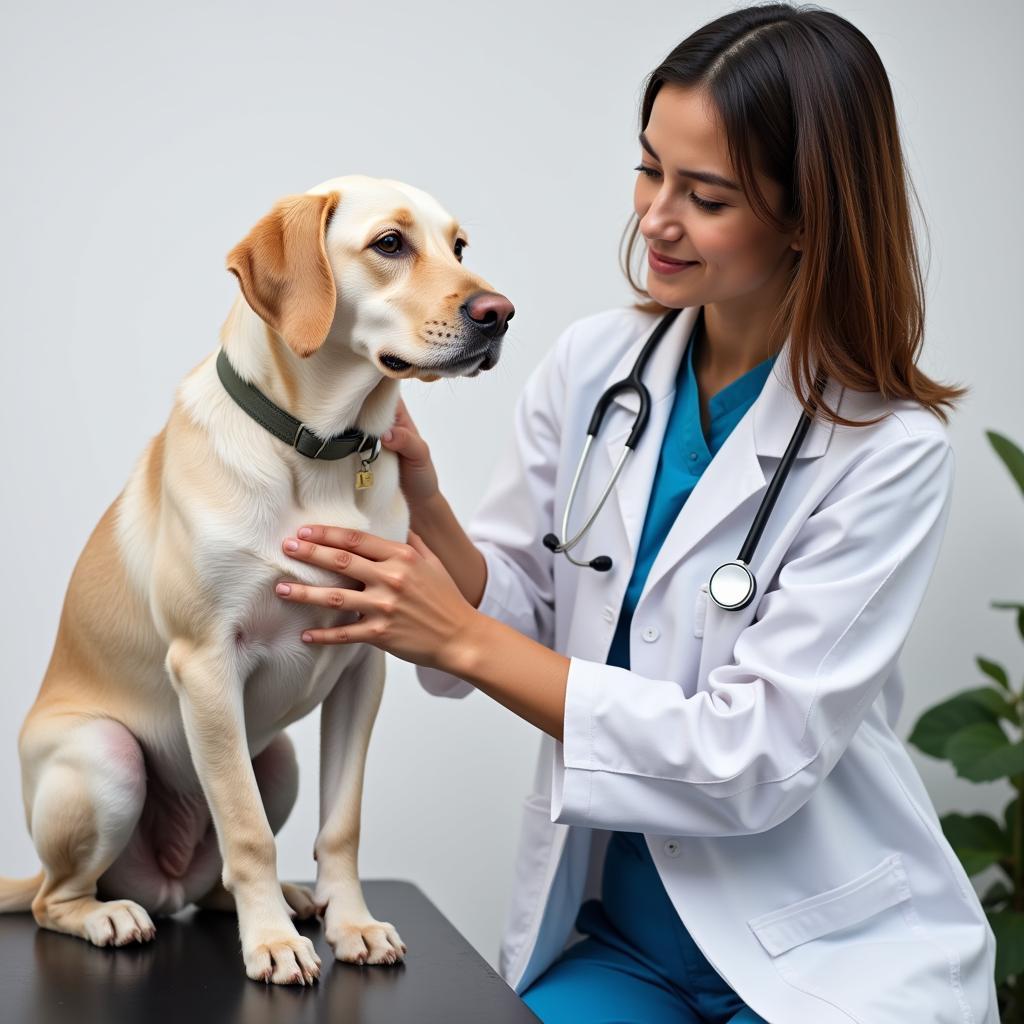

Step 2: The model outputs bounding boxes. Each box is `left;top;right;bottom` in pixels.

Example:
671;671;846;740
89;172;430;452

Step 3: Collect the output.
23;716;155;946
314;645;406;966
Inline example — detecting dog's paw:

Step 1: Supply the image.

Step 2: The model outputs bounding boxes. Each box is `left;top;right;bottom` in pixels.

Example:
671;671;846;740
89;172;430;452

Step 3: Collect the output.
281;882;318;920
244;930;321;985
84;899;156;947
326;918;407;966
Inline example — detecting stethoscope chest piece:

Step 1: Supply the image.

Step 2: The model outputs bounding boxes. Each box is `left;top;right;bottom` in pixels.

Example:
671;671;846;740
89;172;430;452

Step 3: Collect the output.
708;559;757;611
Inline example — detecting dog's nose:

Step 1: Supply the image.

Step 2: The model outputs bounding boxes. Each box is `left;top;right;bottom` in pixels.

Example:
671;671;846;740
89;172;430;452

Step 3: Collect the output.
461;291;515;339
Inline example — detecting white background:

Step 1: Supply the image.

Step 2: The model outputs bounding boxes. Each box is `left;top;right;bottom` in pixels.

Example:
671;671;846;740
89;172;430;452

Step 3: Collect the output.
1;0;1021;970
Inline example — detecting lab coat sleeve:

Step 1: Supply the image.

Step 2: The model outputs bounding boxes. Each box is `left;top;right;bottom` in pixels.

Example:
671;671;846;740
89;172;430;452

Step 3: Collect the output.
415;331;566;699
550;428;955;837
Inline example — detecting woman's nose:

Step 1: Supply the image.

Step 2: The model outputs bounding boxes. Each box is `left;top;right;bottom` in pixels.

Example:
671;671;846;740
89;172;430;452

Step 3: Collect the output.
640;200;683;244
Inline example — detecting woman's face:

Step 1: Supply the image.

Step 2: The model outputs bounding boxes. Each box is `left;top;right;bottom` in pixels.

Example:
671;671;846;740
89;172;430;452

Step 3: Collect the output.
634;83;802;313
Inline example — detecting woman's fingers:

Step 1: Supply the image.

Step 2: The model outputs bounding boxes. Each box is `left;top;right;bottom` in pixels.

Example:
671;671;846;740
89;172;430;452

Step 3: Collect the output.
381;401;441;509
282;539;375;583
393;397;419;434
386;402;428;457
389;400;431;455
385;424;430;463
300;621;381;646
275;579;371;613
407;529;437;564
287;525;408;574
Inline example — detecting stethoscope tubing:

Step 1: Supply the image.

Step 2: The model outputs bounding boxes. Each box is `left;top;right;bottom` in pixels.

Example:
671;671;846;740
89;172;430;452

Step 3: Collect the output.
543;309;682;571
543;309;829;609
736;374;824;566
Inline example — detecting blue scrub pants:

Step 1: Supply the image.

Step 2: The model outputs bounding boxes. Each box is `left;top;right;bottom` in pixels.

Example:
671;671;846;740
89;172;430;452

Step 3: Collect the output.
520;832;769;1024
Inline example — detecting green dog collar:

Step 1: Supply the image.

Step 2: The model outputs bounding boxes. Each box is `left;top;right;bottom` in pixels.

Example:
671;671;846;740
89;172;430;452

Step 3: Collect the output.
215;348;379;462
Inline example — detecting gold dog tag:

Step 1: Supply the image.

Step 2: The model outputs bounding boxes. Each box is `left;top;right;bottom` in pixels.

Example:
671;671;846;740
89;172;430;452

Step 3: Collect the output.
354;436;380;490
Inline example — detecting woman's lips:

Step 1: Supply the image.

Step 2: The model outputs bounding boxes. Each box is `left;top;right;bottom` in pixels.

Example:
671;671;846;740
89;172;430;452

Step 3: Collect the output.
648;250;699;274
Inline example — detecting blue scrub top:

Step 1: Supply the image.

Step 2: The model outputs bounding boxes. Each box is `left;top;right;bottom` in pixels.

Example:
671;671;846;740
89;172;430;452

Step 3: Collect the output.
606;310;777;667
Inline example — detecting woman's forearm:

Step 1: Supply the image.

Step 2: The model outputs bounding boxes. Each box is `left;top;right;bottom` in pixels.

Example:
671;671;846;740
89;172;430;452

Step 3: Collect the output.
409;493;569;743
409;492;488;609
446;612;570;743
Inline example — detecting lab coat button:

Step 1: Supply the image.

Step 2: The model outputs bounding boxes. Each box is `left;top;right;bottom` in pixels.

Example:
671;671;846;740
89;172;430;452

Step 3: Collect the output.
689;452;698;461
664;839;681;857
602;605;616;623
641;626;659;642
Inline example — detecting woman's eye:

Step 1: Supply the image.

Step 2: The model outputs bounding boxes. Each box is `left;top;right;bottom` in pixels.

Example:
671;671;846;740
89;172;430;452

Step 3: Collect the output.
454;239;466;261
374;232;403;254
689;193;725;213
633;165;726;214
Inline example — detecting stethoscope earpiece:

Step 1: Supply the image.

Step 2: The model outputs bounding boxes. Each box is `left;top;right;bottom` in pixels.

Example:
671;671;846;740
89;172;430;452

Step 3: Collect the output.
544;532;613;572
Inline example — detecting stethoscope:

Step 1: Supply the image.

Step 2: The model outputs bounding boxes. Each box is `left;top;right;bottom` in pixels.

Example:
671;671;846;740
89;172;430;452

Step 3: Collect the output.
542;308;828;611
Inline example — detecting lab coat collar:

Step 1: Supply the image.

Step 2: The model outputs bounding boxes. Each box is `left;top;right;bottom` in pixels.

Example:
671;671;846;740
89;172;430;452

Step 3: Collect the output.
599;304;843;587
604;304;841;461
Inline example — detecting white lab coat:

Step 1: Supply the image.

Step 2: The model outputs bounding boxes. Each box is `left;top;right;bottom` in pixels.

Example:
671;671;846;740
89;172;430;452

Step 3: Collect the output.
416;304;998;1024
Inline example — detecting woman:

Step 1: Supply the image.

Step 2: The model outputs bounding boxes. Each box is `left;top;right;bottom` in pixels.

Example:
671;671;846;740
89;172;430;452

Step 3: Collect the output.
274;4;997;1021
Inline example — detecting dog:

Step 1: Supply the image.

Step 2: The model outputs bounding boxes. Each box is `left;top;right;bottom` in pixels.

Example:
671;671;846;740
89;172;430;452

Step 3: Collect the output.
0;175;513;985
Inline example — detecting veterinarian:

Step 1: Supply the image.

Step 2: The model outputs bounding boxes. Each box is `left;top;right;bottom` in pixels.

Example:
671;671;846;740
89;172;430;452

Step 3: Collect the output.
274;4;998;1022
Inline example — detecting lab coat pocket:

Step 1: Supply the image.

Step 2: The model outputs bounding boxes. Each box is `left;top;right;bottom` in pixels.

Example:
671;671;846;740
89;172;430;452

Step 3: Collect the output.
747;852;911;958
746;854;962;1018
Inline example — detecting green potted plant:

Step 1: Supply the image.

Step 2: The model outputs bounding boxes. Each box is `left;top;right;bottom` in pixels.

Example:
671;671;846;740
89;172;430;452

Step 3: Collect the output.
908;430;1024;1022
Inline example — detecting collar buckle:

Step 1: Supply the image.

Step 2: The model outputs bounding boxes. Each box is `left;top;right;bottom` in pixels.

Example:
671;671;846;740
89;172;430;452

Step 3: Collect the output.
292;423;331;459
359;433;382;464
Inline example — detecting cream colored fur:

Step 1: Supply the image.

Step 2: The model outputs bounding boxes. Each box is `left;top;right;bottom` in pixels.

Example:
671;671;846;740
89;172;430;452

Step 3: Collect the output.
1;175;509;985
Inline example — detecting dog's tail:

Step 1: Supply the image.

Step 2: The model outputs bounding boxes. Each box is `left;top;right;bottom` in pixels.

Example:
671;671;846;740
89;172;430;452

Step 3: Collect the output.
0;871;44;912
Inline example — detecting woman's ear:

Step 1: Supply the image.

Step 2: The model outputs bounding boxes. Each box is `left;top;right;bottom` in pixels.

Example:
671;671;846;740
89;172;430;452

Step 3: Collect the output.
225;190;341;358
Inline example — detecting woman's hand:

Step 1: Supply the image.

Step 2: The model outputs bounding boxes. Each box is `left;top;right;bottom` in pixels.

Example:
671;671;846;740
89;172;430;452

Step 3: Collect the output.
379;397;488;608
275;524;480;672
379;398;440;511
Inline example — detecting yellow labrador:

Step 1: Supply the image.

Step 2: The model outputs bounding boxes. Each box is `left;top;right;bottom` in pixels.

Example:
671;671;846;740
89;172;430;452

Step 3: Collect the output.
0;175;513;985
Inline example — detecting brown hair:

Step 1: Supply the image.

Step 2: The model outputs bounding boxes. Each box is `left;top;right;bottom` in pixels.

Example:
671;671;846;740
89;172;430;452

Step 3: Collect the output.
620;2;967;427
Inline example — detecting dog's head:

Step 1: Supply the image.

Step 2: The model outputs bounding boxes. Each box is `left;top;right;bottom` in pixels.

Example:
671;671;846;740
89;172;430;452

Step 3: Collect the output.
225;175;513;381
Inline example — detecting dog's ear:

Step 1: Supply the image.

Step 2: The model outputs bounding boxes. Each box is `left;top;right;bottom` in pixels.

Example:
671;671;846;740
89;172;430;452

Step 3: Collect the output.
226;190;341;359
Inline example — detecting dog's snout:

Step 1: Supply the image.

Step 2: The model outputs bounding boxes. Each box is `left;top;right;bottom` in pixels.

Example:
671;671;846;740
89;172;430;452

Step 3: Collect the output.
461;291;515;340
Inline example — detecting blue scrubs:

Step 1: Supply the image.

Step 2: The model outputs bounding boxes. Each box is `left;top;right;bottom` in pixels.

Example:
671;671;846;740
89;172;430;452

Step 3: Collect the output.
522;310;775;1024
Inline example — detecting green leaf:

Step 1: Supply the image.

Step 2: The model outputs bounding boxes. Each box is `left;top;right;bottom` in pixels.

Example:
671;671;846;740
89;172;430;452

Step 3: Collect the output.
1006;797;1018;839
988;909;1024;983
964;683;1020;724
945;722;1024;782
977;657;1012;693
940;812;1010;875
908;692;1002;759
991;601;1024;643
986;430;1024;499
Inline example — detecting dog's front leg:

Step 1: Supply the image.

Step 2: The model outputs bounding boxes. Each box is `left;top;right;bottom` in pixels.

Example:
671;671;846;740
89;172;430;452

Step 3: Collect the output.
314;644;406;965
166;639;321;985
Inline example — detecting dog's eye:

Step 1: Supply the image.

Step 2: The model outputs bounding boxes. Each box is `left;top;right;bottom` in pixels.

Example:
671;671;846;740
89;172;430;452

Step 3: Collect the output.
374;232;403;255
454;239;466;261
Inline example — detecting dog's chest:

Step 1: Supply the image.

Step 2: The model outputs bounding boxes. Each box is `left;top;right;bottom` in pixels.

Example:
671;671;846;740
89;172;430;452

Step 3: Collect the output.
192;459;408;737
